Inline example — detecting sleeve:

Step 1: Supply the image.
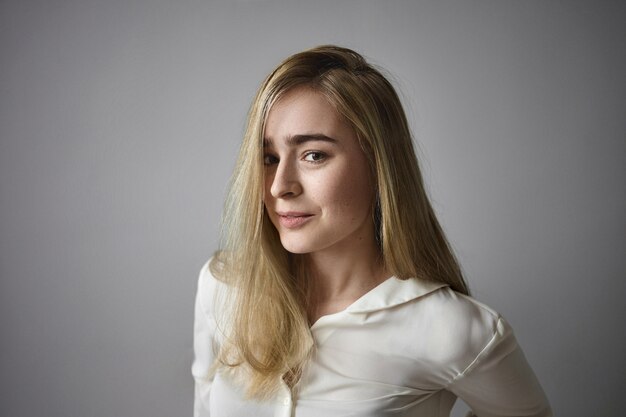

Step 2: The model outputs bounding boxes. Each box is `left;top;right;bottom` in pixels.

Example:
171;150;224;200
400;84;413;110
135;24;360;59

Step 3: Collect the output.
447;316;553;417
191;260;218;417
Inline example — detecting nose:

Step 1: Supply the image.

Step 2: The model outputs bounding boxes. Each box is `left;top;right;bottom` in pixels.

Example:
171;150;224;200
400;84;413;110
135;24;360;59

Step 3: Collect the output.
269;159;302;199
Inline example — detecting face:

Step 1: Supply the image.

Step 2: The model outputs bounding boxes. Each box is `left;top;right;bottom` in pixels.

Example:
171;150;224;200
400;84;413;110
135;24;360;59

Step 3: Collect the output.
263;87;376;255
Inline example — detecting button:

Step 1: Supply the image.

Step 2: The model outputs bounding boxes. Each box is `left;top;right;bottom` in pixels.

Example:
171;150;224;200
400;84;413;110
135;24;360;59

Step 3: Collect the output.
282;397;290;406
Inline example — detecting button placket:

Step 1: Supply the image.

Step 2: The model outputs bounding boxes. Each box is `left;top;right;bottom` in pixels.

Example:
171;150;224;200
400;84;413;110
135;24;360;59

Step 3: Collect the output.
274;378;294;417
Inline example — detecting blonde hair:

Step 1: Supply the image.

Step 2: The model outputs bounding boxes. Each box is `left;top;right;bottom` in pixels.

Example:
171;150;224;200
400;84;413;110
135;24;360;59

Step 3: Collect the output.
212;45;469;399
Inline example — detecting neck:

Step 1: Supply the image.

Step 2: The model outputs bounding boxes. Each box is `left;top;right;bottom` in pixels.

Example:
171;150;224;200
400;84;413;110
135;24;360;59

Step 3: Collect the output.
303;235;389;324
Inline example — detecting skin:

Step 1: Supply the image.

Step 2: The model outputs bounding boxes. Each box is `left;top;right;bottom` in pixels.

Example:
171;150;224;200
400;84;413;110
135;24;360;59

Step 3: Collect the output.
263;86;389;324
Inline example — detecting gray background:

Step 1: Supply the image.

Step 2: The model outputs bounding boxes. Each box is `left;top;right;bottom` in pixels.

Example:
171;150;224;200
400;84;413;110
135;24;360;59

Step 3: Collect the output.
1;1;624;416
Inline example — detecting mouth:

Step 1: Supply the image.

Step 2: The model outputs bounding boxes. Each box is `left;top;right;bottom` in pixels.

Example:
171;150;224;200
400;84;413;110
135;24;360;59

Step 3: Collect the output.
275;212;314;229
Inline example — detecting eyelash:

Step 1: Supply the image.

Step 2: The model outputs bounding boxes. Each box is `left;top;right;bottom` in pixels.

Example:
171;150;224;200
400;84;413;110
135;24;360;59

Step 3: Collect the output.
263;154;279;166
263;151;327;165
303;151;327;163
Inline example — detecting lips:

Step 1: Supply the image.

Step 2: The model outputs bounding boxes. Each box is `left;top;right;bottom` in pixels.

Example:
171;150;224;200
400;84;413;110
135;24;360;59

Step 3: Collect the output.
275;211;314;229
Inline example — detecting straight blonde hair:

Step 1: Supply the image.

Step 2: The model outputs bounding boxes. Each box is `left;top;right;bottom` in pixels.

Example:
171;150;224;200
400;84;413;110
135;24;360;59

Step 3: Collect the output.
211;45;469;400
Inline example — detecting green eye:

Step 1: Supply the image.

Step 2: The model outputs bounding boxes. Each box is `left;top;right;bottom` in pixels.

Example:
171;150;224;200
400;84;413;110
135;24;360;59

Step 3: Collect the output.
303;152;326;162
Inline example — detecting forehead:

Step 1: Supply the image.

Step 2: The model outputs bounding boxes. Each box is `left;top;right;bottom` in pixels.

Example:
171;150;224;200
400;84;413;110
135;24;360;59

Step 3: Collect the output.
264;87;353;143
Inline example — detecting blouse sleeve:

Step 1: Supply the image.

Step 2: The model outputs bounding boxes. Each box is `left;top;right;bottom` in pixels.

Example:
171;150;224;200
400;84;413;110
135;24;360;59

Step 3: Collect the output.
446;316;553;417
191;260;218;417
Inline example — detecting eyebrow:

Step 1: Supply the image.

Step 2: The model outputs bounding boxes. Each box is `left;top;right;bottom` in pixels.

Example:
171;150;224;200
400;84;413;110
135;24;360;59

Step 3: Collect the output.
263;134;338;147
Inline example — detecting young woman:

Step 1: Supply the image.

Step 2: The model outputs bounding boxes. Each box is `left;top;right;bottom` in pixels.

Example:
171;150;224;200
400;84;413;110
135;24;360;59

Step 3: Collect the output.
192;45;552;417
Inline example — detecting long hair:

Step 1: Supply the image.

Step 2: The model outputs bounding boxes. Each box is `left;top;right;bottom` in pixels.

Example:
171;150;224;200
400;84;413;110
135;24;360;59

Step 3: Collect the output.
211;45;469;399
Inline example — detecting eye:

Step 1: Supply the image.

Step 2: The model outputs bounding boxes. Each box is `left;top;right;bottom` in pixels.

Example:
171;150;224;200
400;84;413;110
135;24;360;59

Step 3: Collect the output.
263;154;279;165
303;151;326;163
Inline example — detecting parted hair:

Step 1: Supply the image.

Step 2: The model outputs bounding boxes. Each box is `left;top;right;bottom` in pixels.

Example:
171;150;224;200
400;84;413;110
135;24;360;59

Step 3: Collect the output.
211;45;469;399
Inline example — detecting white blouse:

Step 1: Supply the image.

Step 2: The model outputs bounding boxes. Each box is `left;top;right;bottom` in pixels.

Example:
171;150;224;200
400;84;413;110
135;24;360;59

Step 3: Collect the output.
192;259;552;417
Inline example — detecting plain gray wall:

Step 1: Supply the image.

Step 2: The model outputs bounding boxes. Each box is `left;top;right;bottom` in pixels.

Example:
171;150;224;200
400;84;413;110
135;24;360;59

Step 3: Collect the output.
1;1;624;416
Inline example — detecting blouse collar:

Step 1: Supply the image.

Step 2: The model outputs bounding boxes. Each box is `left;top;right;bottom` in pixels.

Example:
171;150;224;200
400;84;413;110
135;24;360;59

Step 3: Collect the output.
345;276;448;314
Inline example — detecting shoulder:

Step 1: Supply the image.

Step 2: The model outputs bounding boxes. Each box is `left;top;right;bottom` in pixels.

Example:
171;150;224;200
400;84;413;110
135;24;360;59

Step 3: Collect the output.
195;257;231;320
417;286;501;334
407;286;513;370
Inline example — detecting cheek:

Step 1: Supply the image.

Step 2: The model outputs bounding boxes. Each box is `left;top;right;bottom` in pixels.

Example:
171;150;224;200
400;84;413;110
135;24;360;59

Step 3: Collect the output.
263;174;274;204
321;171;374;218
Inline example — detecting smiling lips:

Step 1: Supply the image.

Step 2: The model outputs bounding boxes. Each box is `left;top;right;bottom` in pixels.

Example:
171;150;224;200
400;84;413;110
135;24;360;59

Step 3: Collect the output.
276;211;314;229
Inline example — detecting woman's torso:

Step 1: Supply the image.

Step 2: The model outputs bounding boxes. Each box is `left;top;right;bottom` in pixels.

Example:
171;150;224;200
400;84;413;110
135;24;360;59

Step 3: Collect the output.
201;272;504;417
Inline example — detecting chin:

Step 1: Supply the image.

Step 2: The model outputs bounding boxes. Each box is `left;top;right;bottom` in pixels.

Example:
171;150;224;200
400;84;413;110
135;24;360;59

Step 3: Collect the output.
280;242;313;254
278;236;317;254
